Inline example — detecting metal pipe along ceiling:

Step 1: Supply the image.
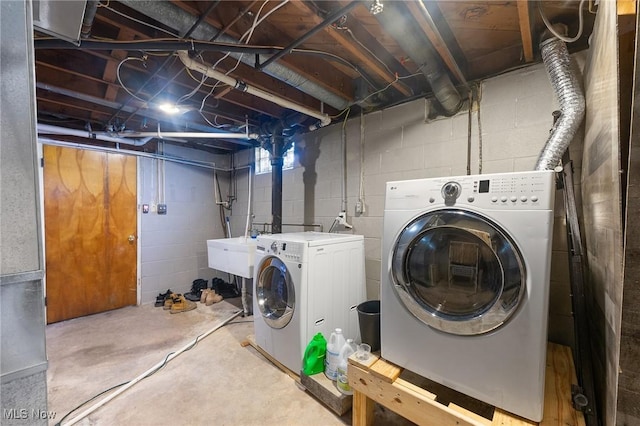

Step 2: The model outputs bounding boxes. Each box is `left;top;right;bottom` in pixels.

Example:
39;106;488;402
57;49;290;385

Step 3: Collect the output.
36;83;257;146
374;2;462;116
81;1;100;39
535;36;585;170
119;0;351;111
34;39;281;55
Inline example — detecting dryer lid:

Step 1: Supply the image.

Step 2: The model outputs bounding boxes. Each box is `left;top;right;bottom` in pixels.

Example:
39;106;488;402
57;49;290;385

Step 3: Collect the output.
390;209;525;335
256;256;295;329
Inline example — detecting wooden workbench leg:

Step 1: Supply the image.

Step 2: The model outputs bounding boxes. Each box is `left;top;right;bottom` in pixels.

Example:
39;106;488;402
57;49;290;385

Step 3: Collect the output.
352;389;374;426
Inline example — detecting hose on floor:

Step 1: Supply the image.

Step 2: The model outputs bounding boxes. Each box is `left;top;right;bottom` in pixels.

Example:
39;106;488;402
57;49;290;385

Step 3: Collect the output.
56;312;250;426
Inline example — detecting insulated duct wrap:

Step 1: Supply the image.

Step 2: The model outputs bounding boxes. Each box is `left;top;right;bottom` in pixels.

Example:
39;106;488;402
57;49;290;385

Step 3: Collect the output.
535;37;585;170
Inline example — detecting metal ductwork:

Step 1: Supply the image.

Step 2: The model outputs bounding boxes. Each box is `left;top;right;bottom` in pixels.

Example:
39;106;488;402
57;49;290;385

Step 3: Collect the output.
373;2;462;116
535;35;585;171
119;0;350;111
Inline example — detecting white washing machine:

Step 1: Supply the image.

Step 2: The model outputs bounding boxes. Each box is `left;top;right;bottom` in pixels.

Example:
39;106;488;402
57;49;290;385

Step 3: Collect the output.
381;171;555;421
253;232;365;373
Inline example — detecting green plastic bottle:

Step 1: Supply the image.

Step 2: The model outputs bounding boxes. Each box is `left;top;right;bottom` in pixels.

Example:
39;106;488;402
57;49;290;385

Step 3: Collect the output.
302;333;327;375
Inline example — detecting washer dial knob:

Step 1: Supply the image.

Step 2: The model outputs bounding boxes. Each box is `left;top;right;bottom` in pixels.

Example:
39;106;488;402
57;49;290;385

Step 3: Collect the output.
441;182;462;203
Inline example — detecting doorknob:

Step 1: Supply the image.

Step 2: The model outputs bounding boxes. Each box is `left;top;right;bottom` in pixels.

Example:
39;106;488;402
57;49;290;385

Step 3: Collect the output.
128;234;136;243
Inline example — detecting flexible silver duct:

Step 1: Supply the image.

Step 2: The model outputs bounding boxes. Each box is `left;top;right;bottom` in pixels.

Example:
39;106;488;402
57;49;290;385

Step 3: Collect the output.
374;2;462;116
119;0;350;111
535;37;585;170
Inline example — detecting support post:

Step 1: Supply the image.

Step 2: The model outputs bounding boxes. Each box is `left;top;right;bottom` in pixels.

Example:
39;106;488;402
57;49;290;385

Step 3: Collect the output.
270;126;284;234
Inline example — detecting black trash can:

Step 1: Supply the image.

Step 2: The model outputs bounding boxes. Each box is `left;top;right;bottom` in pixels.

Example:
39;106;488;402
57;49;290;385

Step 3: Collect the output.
357;300;380;352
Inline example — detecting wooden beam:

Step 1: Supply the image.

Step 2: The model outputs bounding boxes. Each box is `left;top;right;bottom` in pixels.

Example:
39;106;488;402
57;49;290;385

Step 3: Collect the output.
36;61;253;126
93;27;137;123
516;0;535;62
94;9;345;111
102;27;138;102
171;0;356;104
349;343;585;425
404;1;468;86
288;0;412;97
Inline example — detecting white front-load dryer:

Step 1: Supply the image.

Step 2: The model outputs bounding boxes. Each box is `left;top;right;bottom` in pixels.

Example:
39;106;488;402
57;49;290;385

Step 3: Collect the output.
253;232;365;373
381;171;555;422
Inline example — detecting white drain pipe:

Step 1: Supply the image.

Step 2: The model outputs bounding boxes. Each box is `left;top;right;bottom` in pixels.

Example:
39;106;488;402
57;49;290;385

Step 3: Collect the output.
37;123;153;146
113;130;259;140
38;123;259;144
177;51;332;128
61;310;243;426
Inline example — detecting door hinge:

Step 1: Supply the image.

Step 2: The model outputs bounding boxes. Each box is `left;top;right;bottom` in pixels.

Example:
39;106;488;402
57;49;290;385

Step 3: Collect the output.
40;157;44;168
44;296;47;307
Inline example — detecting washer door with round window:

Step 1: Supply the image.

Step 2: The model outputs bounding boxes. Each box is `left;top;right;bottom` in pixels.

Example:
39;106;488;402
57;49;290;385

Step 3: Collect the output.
256;256;295;329
390;209;526;336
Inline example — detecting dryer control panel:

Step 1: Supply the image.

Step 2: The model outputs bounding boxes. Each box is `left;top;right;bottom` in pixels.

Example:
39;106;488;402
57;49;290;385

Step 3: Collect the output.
386;170;555;211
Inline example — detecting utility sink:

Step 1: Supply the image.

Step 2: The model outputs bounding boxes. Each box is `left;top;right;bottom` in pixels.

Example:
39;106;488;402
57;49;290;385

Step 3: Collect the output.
207;237;257;279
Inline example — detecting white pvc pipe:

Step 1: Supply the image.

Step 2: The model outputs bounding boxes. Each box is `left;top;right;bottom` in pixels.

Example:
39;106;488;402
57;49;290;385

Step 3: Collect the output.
114;131;259;140
39;137;226;170
38;123;258;144
37;123;152;146
62;310;243;426
177;50;332;127
244;165;253;239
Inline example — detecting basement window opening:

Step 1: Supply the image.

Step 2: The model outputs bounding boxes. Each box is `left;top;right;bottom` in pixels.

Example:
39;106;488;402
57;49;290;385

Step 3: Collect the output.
255;144;295;175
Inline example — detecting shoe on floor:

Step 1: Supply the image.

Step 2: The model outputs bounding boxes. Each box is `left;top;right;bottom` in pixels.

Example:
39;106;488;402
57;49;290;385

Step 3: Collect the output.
155;289;173;307
200;288;211;304
205;290;223;306
163;293;178;310
170;295;197;314
184;292;201;302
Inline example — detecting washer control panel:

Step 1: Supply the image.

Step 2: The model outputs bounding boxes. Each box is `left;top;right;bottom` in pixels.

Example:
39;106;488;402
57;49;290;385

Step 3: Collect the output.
257;238;304;262
386;171;555;211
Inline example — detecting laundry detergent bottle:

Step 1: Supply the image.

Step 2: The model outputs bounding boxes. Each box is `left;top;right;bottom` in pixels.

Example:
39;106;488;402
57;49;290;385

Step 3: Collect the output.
336;339;356;395
324;328;346;380
302;333;327;375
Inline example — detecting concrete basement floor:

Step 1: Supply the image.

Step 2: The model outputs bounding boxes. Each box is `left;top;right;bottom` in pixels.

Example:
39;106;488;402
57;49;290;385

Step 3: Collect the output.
46;300;412;426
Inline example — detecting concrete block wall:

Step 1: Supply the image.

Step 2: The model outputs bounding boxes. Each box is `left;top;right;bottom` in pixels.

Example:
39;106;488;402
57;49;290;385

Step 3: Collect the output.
138;146;230;304
232;57;587;347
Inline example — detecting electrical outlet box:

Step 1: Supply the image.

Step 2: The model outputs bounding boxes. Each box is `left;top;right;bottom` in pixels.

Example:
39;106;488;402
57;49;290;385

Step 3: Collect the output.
142;204;149;214
355;201;364;215
157;204;167;215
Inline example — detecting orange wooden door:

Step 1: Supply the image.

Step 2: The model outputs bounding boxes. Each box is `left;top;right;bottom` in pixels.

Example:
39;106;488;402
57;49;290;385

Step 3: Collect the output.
44;146;137;323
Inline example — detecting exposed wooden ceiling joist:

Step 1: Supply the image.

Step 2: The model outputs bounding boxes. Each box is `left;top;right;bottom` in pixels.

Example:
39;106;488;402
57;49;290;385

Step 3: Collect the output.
517;0;535;63
32;0;596;153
